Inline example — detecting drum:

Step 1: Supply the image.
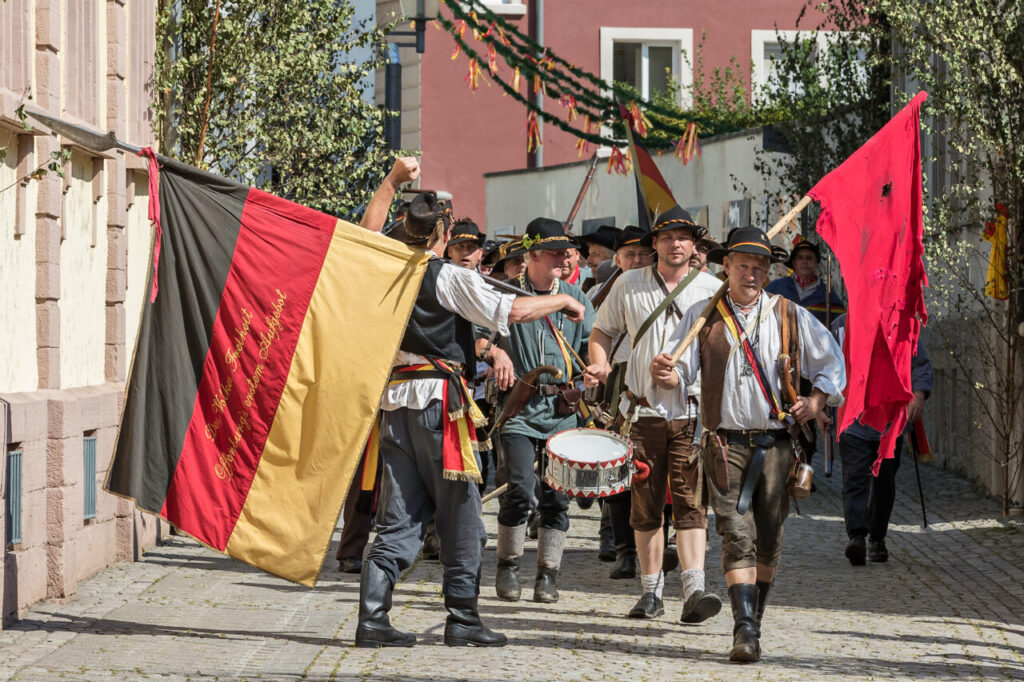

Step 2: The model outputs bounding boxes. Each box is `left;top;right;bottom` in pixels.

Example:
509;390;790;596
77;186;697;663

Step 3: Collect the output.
544;428;633;498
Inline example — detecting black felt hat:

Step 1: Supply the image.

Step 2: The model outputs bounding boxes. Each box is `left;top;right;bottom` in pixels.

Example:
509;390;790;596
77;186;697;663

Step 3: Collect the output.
785;239;821;268
493;238;526;268
447;219;485;247
521;217;577;251
577;225;622;256
614;225;648;251
640;206;708;245
707;226;789;265
402;192;447;243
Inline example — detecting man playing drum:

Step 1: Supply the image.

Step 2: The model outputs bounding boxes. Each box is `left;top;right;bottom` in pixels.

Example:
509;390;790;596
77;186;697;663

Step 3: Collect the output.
650;226;846;662
585;207;724;623
483;218;595;605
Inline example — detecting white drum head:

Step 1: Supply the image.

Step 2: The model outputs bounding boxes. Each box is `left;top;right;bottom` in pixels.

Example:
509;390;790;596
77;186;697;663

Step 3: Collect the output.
547;429;630;463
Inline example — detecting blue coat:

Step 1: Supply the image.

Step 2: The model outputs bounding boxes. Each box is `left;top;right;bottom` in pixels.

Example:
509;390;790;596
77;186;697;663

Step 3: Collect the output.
765;276;845;326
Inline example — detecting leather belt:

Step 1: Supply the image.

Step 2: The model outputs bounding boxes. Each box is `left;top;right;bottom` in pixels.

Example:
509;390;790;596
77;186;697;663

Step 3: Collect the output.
720;429;789;446
537;384;564;396
722;429;787;515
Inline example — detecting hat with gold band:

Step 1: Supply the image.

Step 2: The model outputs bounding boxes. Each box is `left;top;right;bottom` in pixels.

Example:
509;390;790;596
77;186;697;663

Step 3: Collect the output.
640;205;708;246
401;192;447;244
446;218;485;248
613;225;648;251
785;238;821;269
521;217;578;251
493;237;526;269
707;225;789;265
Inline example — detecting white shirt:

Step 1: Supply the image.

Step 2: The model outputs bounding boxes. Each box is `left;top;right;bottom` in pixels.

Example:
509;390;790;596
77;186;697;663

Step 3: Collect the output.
382;262;515;411
666;291;846;431
594;265;722;421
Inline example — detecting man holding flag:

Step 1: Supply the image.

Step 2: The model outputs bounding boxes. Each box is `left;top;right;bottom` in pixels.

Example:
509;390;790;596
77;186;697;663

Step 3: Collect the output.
354;158;587;648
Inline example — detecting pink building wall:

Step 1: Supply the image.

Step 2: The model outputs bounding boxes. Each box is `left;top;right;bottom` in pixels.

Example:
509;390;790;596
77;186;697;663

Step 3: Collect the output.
417;0;828;229
0;0;165;626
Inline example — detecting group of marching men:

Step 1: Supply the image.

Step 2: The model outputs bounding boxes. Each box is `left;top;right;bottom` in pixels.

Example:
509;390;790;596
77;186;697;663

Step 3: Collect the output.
341;157;933;664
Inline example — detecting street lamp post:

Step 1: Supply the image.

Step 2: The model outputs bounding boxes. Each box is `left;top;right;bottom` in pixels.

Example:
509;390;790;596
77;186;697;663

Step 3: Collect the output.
389;0;441;54
384;0;440;149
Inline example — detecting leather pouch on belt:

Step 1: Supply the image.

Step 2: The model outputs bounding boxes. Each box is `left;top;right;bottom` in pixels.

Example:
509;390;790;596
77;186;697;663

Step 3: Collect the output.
555;385;582;416
703;431;730;493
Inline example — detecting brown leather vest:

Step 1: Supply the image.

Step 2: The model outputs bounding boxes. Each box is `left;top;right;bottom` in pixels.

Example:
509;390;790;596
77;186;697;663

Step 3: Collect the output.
698;296;800;431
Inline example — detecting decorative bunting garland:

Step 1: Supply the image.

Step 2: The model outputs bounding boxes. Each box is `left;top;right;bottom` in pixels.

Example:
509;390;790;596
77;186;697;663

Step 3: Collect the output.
434;0;736;167
439;0;737;148
674;122;701;164
526;110;542;152
464;58;483;91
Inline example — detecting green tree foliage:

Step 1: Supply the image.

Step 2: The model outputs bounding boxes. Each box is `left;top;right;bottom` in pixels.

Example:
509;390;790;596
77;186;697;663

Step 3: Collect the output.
153;0;396;219
752;0;1024;512
739;1;891;214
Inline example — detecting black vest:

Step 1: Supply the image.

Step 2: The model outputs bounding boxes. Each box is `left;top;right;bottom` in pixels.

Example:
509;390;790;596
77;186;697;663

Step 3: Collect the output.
399;259;477;379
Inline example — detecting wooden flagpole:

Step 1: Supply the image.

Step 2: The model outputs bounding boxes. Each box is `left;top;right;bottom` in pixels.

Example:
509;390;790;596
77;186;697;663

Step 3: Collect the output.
668;195;814;363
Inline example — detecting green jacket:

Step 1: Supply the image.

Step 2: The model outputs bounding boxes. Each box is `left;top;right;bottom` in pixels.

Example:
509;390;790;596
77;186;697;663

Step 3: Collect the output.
477;279;594;440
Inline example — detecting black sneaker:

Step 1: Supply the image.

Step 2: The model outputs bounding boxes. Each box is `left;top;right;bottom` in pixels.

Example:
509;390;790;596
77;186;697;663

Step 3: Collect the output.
845;534;866;566
627;592;665;619
868;537;889;563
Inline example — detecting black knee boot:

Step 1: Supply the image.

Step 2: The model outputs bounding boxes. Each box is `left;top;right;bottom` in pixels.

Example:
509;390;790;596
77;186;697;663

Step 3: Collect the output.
443;595;509;647
756;580;772;631
728;584;760;663
355;561;416;648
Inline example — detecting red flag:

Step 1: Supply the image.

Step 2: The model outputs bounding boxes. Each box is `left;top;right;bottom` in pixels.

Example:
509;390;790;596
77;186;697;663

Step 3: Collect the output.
808;92;929;473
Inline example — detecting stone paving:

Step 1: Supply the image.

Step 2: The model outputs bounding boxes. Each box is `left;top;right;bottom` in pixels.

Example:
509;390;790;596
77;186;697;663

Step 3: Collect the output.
1;456;1022;681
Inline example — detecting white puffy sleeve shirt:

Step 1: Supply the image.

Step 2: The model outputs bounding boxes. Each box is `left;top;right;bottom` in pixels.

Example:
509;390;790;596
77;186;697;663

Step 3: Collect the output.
666;292;846;431
383;262;515;411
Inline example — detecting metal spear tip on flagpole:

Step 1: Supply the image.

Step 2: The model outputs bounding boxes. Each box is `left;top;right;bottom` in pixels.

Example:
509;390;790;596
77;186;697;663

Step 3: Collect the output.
24;109;142;155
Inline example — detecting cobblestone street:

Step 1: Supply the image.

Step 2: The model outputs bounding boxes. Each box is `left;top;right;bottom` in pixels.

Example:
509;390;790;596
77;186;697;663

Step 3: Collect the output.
1;457;1022;681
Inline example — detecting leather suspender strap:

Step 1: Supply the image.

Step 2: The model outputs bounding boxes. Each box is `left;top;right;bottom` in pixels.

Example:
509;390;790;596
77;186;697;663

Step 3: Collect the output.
780;297;791;356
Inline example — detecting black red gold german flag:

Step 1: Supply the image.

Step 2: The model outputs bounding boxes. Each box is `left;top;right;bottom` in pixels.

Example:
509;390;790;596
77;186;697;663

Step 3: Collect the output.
106;155;428;586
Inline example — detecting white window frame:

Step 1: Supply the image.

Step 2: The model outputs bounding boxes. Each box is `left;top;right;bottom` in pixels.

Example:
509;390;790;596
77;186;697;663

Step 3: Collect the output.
751;29;846;103
600;27;693;108
479;1;527;16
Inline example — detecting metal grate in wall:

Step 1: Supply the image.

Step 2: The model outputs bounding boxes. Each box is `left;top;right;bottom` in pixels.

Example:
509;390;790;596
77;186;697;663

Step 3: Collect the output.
83;436;97;520
6;450;22;545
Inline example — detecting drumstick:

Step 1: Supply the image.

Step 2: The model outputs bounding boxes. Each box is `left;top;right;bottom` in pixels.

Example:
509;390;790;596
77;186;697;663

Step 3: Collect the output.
481;461;539;505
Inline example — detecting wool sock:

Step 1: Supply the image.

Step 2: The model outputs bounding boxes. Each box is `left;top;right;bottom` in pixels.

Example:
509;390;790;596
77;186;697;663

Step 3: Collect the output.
681;568;705;601
641;572;664;599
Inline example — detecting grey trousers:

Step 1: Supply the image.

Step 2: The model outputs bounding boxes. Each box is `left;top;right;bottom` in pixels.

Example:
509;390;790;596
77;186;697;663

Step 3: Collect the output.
365;401;486;599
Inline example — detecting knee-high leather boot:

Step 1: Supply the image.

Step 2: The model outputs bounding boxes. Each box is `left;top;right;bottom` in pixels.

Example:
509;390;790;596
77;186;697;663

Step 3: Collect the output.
355;560;416;648
728;583;760;663
443;595;509;647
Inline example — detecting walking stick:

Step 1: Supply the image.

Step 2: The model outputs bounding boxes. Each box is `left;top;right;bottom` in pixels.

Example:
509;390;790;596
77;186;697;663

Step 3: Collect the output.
824;251;836;477
909;426;929;529
669;196;813;363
